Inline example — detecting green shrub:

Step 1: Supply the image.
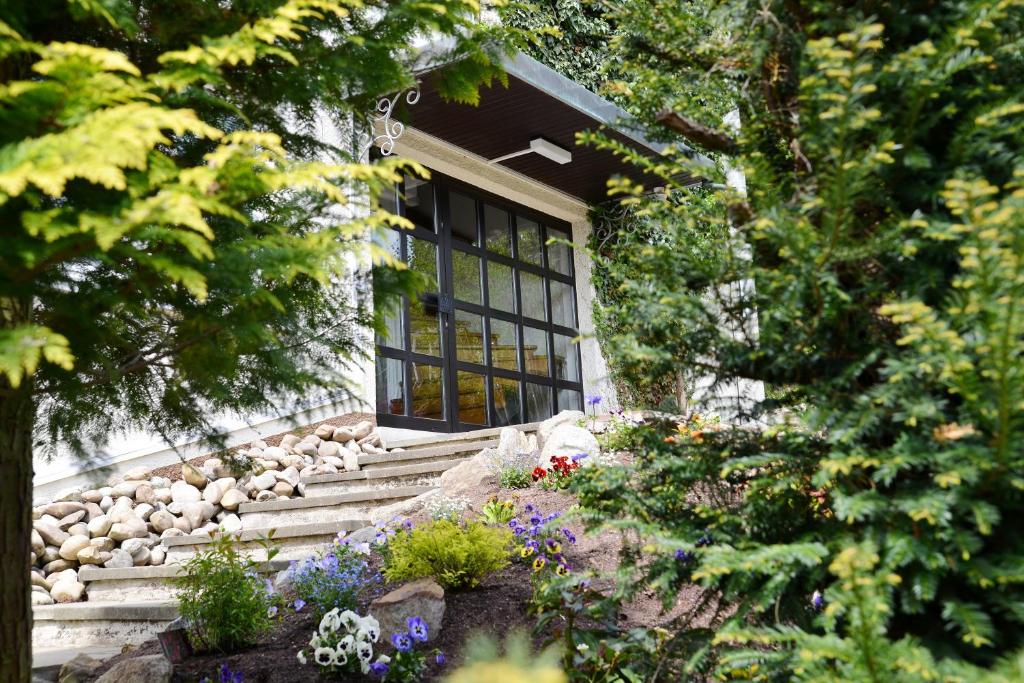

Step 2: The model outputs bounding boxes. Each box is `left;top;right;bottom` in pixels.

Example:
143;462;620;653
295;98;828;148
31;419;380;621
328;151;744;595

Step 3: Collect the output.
479;497;517;525
499;465;532;490
173;532;278;652
382;520;512;590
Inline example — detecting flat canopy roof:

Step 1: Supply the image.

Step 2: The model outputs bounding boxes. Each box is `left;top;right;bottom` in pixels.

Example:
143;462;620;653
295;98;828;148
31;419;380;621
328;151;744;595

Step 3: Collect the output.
399;51;698;205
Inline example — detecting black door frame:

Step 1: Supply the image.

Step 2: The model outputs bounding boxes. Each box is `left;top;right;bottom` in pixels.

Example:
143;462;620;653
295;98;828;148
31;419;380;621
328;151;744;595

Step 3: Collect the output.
375;170;584;433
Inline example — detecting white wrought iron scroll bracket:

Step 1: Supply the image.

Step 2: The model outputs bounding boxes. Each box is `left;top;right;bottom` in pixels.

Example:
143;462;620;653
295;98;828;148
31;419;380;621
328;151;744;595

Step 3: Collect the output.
362;87;421;158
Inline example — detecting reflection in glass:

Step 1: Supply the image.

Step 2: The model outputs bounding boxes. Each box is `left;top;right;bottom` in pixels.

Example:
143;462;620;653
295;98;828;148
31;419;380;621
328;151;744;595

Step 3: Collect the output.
457;371;488;425
489;319;518;371
547;234;572;275
409;300;441;357
452;250;481;304
484;204;511;256
449;192;478;246
454;310;484;364
550;279;576;328
402;176;434;230
407;237;437;290
517;217;543;265
520;272;547;322
493;377;521;426
523;326;550;376
552;333;579;382
526;382;553;422
558;388;583;412
411;363;445;420
487;262;516;313
375;356;404;415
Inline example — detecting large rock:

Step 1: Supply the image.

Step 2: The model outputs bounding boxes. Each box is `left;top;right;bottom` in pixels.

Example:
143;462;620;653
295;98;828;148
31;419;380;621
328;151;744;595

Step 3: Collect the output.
368;578;445;642
34;521;69;547
58;652;103;683
111;481;144;498
134;484;156;505
76;546;112;565
261;446;288;462
50;580;86;603
58;535;91;561
314;423;335;440
276;466;300;488
32;589;54;606
497;427;531;464
538;410;585;448
95;655;172;683
182;502;211;530
317;440;341;458
352;421;374;440
202;479;225;505
343;451;360;472
109;518;148;541
149;510;176;533
170;481;201;504
122;466;150;481
280;434;301;449
220;488;248;511
44;502;86;519
272;481;293;497
331;426;354;443
31;529;45;556
538;424;600;468
103;548;134;569
220;513;242;533
90;536;116;552
439;449;498;498
182;463;208;489
251;471;277;491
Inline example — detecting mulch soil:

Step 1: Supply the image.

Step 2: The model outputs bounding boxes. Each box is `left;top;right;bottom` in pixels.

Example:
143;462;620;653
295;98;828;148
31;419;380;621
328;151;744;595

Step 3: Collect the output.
88;455;711;682
146;413;375;483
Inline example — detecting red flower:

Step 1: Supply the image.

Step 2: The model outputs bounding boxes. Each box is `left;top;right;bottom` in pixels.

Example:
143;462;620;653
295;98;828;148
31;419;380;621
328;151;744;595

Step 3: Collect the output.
532;467;548;481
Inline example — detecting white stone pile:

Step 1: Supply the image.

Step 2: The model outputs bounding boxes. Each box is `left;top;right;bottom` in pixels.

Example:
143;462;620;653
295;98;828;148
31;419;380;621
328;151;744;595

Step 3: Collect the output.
30;419;393;606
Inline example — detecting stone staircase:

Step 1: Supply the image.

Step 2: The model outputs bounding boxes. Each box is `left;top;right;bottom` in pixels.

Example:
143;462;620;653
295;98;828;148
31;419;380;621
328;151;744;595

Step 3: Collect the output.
31;422;537;655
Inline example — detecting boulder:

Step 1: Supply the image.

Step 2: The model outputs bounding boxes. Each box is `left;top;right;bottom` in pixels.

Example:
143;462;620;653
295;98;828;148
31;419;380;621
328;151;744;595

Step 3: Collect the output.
66;522;89;538
251;471;277;491
76;546;112;565
95;655;172;683
111;481;144;498
261;446;288;462
538;424;600;468
220;513;242;533
343;451;360;472
108;502;139;524
182;502;210;530
50;580;86;603
295;442;317;457
99;495;114;512
279;434;301;449
152;488;172;505
314;424;335;440
134;484;156;505
34;520;69;547
250;439;269;450
220;488;248;511
81;490;103;504
538;410;585;448
150;546;166;566
32;589;54;606
103;548;134;569
134;503;155;521
368;578;445;642
31;529;44;556
331;426;354;443
272;481;294;497
352;421;374;440
44;502;86;519
131;547;152;566
149;510;176;533
58;535;91;561
109;518;148;541
90;536;116;552
255;490;278;503
202;480;225;505
317;440;341;458
58;652;103;683
182;463;208;489
170;481;201;504
41;546;61;564
173;516;192;533
83;502;104;521
439;449;498;498
160;528;185;539
497;427;531;464
122;466;150;481
276;466;300;488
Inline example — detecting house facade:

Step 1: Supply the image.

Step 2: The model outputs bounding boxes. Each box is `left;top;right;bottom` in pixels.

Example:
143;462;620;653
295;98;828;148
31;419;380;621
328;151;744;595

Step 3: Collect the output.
33;50;670;496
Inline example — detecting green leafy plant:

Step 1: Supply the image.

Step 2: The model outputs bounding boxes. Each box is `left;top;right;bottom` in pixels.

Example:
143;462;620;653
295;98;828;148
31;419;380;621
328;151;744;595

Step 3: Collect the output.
290;537;374;621
382;520;512;591
499;465;533;490
174;532;280;652
479;497;517;525
445;631;566;683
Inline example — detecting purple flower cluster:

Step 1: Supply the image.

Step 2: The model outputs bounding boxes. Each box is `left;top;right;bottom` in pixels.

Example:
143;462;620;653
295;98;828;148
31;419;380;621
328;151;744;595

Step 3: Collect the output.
199;663;244;683
510;503;576;575
291;545;373;619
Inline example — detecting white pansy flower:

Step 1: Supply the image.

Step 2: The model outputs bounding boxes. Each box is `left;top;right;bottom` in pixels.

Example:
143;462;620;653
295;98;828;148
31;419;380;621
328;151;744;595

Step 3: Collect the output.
314;647;335;666
356;641;374;661
353;542;370;555
333;646;348;666
360;615;381;642
339;610;361;632
310;634;323;649
319;610;341;634
360;658;371;675
297;650;307;665
338;635;355;654
377;655;391;665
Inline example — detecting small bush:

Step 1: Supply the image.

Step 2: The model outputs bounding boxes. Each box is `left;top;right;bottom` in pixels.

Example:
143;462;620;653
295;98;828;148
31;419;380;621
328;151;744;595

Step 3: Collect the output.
424;495;468;522
174;532;278;652
479;497;517;525
382;520;512;590
291;539;374;621
499;465;532;489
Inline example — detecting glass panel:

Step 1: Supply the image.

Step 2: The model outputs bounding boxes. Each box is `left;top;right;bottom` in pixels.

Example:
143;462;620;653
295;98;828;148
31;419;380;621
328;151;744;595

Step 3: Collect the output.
449;192;478;246
454;310;484;364
517;217;543;265
410;363;444;420
379;181;399;213
487;262;516;313
376;301;405;350
484;204;511;256
523;326;550;377
372;230;404;349
489;319;519;371
402;176;434;231
520;272;547;322
457;371;489;425
526;382;553;422
409;300;441;357
558;388;583;412
375;356;404;415
547;234;572;275
550;279;576;328
452;250;482;305
407;237;437;290
552;333;580;382
492;377;521;427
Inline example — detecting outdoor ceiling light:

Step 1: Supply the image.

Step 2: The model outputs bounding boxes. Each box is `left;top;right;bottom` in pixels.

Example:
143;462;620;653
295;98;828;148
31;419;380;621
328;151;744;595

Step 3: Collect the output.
489;137;572;165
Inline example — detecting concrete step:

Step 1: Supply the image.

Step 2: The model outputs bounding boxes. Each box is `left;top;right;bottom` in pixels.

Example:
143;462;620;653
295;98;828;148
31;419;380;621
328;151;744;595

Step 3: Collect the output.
79;560;291;603
359;439;496;470
303;460;458;496
238;485;433;528
162;519;369;563
33;600;179;649
383;422;540;450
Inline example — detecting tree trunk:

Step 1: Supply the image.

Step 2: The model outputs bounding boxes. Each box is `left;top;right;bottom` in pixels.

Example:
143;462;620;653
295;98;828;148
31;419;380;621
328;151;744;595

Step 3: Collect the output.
674;372;689;415
0;380;36;683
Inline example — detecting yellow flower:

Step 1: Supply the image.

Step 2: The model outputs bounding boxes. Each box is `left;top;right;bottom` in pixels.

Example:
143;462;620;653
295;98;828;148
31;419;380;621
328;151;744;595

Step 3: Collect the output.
555;564;569;576
532;557;546;572
520;545;534;558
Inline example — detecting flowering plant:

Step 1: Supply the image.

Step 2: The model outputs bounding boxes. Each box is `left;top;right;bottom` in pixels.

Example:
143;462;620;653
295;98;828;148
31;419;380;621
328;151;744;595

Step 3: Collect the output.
533;454;584;490
199;663;244;683
509;503;576;580
290;539;376;620
296;608;389;676
424;494;469;522
479;497;517;525
372;616;445;682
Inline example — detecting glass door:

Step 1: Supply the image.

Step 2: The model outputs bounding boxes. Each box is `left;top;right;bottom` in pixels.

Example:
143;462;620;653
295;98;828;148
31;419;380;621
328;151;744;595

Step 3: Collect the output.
375;172;583;432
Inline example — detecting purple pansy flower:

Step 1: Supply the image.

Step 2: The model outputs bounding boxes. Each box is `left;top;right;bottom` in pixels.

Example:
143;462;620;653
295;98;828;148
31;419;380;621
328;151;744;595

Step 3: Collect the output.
369;661;389;677
436;651;446;666
392;632;413;652
293;598;306;612
407;616;429;642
